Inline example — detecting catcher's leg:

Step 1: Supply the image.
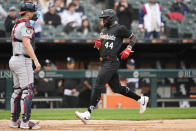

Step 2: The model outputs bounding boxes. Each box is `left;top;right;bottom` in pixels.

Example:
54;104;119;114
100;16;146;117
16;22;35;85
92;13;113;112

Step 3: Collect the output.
10;87;22;128
20;84;40;129
10;71;22;128
21;84;35;122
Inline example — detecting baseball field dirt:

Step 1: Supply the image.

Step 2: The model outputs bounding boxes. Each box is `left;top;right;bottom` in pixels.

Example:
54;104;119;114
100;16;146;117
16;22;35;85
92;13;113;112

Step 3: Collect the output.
1;119;196;131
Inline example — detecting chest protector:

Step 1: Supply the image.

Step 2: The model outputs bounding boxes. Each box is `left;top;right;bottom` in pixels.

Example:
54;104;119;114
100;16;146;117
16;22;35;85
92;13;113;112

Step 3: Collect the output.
12;19;35;50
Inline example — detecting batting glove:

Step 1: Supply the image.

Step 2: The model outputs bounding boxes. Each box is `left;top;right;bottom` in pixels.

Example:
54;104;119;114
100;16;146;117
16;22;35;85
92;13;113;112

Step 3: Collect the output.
120;46;134;59
94;39;101;49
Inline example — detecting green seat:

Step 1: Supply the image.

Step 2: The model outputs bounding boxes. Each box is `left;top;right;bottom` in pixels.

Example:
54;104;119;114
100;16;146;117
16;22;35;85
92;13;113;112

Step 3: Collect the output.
86;32;99;40
166;20;180;38
178;26;193;39
68;32;85;40
55;25;64;32
42;25;56;37
54;32;68;39
42;32;52;39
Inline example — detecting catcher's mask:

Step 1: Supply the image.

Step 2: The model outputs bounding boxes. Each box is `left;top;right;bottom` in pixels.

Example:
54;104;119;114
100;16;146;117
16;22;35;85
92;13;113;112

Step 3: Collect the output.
19;2;38;21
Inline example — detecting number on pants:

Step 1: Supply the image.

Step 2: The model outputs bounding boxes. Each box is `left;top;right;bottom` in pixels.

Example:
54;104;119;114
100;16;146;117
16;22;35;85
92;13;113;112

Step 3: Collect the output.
105;42;113;49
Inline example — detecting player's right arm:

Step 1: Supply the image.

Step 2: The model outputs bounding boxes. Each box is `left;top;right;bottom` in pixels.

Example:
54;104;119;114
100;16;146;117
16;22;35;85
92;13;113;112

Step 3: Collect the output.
20;22;41;72
22;37;41;72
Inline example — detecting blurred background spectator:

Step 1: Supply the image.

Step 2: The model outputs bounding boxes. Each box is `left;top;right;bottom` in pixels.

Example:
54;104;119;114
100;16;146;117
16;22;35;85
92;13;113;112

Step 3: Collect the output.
39;0;51;13
30;0;45;38
55;0;65;14
175;61;191;108
0;3;7;37
44;2;61;27
4;6;17;37
72;0;84;16
63;20;75;34
0;3;7;19
57;57;81;108
170;0;189;15
126;59;143;96
77;16;91;35
78;79;92;107
139;0;164;39
114;0;133;30
36;59;57;98
60;2;82;27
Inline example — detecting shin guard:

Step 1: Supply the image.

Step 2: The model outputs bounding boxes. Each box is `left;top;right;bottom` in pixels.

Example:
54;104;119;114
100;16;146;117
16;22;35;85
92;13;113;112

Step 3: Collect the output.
11;88;22;121
21;85;35;122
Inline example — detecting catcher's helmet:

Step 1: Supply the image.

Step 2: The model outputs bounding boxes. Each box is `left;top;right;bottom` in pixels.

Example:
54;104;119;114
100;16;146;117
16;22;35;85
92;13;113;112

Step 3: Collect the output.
99;9;117;27
19;2;37;15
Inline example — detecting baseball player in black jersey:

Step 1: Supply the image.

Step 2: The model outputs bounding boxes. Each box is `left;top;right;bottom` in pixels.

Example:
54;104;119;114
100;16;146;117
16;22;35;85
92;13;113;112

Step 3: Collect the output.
75;9;149;124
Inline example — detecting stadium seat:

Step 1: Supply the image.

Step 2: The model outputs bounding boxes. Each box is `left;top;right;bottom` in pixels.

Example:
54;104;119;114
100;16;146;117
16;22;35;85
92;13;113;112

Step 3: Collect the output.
165;20;180;38
86;32;99;40
56;25;64;32
42;31;52;39
160;0;172;7
42;25;56;38
68;32;85;39
178;26;193;39
0;23;5;31
54;32;68;39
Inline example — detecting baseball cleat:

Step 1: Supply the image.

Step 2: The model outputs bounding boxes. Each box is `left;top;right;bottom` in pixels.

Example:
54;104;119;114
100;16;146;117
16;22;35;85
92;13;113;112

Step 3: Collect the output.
138;96;149;114
20;120;40;130
75;111;90;124
10;119;21;128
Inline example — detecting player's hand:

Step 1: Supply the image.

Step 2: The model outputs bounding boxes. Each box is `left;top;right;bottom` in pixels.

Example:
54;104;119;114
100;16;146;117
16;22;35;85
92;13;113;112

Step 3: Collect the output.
140;28;145;33
71;89;77;94
48;21;52;24
120;6;125;11
94;39;101;49
161;27;164;33
34;60;41;72
120;46;134;59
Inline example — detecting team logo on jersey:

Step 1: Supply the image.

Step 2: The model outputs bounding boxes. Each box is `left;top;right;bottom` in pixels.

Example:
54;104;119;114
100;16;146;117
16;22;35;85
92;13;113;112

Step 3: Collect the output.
26;29;33;35
100;33;116;41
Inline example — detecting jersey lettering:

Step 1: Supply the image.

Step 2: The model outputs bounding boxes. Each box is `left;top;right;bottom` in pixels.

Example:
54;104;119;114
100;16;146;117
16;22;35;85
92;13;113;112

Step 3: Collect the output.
100;33;116;41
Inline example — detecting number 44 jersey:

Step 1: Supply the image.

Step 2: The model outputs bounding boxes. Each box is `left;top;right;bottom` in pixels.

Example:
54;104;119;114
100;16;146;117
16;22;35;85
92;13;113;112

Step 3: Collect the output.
99;24;133;60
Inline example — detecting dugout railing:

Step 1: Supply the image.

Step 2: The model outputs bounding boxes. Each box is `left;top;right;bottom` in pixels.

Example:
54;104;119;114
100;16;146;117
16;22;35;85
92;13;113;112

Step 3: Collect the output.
1;69;196;110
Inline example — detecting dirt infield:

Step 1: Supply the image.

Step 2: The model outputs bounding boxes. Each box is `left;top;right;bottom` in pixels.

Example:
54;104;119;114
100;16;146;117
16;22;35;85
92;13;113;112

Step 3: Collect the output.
0;119;196;131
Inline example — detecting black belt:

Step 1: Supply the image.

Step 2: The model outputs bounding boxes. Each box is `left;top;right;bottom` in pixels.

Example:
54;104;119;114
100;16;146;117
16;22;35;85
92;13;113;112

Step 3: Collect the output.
99;56;111;62
99;56;119;62
13;38;22;42
14;54;30;58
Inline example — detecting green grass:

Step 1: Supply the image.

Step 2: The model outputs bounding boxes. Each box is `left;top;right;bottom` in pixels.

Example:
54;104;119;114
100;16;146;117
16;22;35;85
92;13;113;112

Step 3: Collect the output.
0;108;196;120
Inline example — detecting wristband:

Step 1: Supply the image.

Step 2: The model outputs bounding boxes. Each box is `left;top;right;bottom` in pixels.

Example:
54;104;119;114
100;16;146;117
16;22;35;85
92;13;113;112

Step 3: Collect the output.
129;41;134;47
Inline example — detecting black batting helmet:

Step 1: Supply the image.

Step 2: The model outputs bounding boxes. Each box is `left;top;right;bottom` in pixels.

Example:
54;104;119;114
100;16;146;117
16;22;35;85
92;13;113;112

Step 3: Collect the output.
19;2;37;15
99;9;117;27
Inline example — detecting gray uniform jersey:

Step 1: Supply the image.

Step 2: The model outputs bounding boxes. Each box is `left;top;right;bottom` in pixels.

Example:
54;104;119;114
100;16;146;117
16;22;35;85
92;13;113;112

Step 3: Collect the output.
9;20;35;89
12;22;34;55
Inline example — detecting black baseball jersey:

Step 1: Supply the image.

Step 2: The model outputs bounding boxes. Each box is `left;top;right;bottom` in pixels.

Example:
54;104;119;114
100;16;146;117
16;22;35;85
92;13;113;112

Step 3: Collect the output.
99;24;132;59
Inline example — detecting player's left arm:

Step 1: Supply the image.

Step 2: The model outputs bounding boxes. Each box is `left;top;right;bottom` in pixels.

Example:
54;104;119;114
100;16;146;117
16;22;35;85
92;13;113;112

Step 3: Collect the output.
119;26;136;59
